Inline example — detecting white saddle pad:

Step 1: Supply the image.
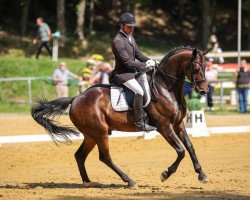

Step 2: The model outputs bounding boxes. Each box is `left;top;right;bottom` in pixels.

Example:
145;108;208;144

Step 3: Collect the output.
110;77;151;112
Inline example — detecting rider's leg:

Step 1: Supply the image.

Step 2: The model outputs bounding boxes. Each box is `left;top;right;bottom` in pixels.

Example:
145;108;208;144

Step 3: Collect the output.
123;78;156;132
140;73;151;104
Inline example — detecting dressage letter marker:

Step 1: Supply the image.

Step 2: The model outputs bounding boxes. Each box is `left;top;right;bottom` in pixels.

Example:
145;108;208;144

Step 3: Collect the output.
185;111;209;137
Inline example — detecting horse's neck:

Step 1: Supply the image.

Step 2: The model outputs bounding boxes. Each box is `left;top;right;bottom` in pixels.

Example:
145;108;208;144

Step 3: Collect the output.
155;72;185;105
158;55;187;104
161;51;189;77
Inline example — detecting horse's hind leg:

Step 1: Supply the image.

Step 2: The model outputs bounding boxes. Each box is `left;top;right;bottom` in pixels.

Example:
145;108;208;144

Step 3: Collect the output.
159;126;186;182
176;127;207;183
97;136;137;189
75;136;97;187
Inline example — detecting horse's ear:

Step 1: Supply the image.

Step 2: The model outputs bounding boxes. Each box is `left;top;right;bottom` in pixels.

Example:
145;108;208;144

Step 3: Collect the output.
202;49;210;56
192;48;197;60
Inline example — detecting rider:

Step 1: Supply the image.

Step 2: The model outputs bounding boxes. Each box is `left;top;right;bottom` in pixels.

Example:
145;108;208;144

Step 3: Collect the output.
111;12;157;132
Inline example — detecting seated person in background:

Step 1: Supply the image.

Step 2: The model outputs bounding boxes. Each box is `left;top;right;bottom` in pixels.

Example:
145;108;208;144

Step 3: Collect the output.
78;67;92;93
88;54;105;76
89;63;112;85
207;34;224;64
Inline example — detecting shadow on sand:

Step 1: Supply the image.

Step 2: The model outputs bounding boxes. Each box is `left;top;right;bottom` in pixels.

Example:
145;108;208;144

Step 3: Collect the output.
0;182;249;200
56;190;249;200
0;181;127;189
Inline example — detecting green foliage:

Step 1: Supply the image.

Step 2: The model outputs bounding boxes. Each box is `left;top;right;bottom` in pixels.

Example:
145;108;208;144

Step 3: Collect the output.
0;103;31;113
191;92;201;99
187;98;202;111
186;91;202;111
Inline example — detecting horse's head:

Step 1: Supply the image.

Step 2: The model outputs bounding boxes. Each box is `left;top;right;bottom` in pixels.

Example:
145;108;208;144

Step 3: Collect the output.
158;47;209;96
184;48;209;95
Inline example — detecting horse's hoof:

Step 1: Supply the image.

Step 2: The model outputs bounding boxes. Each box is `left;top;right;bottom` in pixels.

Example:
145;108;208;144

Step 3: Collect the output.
127;182;138;190
161;171;170;182
198;173;208;183
83;181;102;188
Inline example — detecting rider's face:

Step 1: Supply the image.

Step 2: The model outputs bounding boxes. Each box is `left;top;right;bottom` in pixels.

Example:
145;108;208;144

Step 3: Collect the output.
123;24;134;35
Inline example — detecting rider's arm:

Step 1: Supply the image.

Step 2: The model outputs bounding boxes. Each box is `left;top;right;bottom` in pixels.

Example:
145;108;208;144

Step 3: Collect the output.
113;39;146;69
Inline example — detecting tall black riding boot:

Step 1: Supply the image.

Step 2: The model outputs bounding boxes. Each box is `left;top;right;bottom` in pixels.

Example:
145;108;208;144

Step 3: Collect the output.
133;94;156;132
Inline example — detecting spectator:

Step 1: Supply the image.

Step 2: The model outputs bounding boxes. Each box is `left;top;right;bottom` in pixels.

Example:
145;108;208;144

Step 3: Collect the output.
235;59;250;113
52;62;79;98
87;54;105;77
184;83;192;99
78;67;92;93
89;63;112;85
207;34;224;64
205;61;218;111
86;53;113;85
32;17;52;59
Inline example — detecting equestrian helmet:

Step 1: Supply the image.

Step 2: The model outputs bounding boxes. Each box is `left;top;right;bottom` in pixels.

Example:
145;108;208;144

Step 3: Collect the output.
119;13;136;26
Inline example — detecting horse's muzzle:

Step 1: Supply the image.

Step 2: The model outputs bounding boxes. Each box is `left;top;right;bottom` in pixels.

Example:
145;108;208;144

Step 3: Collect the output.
199;90;207;95
195;86;208;95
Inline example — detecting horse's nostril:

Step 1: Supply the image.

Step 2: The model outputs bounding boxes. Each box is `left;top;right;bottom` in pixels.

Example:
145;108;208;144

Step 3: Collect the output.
200;90;206;95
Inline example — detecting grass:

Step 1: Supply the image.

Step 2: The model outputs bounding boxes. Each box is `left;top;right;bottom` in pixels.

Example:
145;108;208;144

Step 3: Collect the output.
0;55;85;112
0;56;84;77
0;103;31;113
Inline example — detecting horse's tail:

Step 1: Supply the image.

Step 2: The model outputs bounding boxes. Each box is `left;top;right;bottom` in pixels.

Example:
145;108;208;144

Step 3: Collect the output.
31;97;79;143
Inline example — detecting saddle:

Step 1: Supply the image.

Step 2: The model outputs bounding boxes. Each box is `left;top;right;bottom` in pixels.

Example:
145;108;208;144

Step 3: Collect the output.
110;76;151;112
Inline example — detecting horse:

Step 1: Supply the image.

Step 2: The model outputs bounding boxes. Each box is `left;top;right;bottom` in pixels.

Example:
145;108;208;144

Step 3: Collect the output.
31;46;209;189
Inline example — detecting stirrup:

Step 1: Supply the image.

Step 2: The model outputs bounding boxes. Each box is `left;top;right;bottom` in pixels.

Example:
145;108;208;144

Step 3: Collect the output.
135;121;156;132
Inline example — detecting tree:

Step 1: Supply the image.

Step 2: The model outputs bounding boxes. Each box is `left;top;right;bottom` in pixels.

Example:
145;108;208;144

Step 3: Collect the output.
20;0;30;36
57;0;66;39
76;0;87;42
242;0;250;49
89;0;95;34
202;0;210;49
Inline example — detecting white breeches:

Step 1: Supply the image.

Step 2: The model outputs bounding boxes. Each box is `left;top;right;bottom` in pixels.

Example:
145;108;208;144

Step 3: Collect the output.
123;78;144;96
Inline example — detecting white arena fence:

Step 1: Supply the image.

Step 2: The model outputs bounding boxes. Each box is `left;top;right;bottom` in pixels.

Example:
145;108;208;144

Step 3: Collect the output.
0;76;49;105
1;127;250;146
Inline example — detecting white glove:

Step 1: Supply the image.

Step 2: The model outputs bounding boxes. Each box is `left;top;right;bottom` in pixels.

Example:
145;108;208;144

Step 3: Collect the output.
146;59;156;68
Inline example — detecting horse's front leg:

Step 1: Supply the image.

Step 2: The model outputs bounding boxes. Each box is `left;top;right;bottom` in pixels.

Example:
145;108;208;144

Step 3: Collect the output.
159;126;186;182
175;124;207;183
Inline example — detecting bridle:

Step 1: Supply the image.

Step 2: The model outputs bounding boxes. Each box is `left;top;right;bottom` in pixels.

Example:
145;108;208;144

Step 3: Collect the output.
149;52;206;101
157;54;206;88
188;54;207;87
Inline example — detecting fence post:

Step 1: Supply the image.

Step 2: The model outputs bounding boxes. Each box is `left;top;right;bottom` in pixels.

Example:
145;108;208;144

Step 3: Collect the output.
28;79;32;104
220;81;224;109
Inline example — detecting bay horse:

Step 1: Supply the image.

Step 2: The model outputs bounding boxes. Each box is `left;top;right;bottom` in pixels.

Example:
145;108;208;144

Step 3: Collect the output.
31;46;209;189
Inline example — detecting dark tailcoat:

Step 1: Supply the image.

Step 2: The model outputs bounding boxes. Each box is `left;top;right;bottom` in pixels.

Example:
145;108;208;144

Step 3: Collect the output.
111;31;149;84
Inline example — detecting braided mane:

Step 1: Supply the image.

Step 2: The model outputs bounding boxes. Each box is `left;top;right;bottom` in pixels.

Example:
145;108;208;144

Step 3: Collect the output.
161;46;194;63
